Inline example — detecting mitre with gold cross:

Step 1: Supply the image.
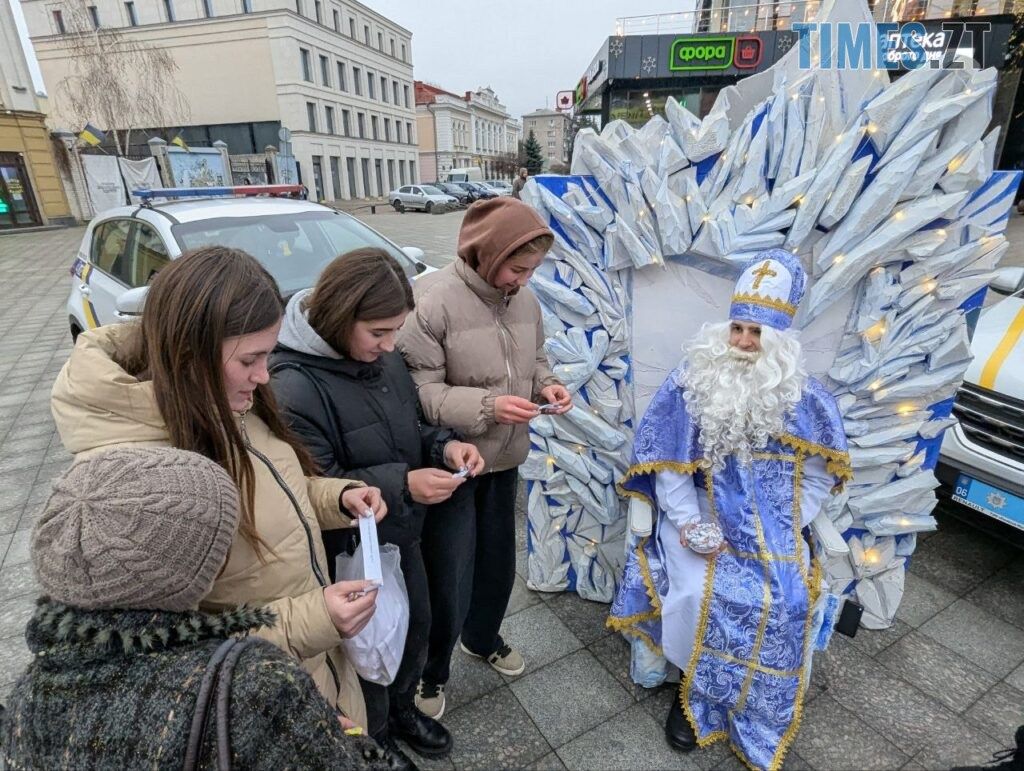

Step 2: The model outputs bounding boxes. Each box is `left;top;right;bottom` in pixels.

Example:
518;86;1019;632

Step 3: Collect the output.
729;248;807;332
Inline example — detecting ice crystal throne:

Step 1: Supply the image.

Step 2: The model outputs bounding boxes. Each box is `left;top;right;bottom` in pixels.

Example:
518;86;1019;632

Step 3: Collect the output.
518;0;1021;652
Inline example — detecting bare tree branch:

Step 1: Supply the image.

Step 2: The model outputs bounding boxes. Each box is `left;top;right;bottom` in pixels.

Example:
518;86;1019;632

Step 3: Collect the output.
54;0;190;153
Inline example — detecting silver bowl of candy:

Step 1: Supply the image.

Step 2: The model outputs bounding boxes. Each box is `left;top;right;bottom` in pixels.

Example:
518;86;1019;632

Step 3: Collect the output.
687;522;724;554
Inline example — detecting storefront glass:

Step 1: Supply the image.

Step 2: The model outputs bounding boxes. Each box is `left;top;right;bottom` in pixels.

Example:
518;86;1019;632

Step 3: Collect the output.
609;87;722;128
0;153;41;228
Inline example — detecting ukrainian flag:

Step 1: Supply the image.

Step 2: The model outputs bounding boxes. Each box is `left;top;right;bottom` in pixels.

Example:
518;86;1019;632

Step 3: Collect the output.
79;123;105;146
171;134;190;151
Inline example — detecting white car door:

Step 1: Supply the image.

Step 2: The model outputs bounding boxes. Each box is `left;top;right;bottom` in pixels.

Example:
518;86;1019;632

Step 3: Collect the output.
83;218;134;327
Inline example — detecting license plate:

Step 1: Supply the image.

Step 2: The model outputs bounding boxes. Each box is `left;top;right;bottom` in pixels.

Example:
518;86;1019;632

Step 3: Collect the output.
952;474;1024;531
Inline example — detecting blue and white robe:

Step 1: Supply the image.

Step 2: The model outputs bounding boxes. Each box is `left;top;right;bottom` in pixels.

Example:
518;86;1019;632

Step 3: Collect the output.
608;369;851;771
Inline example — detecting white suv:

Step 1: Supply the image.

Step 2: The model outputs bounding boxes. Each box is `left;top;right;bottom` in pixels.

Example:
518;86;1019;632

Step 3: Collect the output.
937;267;1024;537
67;189;431;339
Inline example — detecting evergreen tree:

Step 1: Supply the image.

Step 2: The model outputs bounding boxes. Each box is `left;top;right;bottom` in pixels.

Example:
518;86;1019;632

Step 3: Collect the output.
524;131;544;176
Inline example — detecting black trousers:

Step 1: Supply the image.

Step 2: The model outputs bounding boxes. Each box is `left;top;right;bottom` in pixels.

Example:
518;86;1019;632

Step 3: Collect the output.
420;467;519;685
324;530;430;741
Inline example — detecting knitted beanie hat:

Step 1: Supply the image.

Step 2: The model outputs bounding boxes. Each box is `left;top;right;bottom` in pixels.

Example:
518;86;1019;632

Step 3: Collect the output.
457;197;553;286
32;447;240;612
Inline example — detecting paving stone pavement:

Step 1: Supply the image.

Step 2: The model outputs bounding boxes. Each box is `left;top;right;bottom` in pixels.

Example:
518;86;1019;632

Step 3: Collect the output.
1;214;1022;770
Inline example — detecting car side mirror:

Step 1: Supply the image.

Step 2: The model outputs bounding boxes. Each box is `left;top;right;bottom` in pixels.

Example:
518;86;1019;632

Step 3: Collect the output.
402;246;427;274
990;266;1024;296
115;286;149;318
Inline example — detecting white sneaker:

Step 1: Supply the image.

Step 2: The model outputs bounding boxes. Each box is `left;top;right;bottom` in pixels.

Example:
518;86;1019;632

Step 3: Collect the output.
459;640;526;677
415;680;446;719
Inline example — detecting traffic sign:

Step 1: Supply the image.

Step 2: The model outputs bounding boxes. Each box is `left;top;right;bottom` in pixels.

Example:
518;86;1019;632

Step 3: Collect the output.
556;90;574;111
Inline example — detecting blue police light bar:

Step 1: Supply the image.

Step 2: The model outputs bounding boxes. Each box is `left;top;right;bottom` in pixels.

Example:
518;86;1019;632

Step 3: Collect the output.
133;184;305;201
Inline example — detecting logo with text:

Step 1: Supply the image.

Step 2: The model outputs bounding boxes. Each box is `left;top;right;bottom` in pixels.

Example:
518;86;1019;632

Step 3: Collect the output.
794;22;991;70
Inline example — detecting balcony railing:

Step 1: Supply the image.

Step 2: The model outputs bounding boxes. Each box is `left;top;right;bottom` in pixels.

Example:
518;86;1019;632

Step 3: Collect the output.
614;0;1020;36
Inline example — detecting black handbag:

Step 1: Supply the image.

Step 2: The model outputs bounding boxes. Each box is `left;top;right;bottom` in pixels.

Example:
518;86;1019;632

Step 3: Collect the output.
183;636;259;771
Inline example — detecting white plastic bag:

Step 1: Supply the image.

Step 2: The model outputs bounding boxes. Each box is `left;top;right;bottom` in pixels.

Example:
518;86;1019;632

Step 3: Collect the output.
335;542;410;685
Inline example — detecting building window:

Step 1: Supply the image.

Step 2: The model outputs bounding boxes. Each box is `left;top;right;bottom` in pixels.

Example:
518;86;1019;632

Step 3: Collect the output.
294;0;302;15
399;160;406;185
353;67;361;95
163;0;175;21
392;80;399;105
320;55;330;86
363;24;369;44
241;0;252;13
401;43;406;61
87;5;100;27
125;2;138;25
389;38;395;57
371;115;379;140
346;157;357;196
403;84;409;108
377;31;383;50
300;48;312;82
332;8;339;30
314;0;321;23
366;71;374;99
409;164;416;184
330;156;342;199
202;0;212;17
337;61;346;91
395;122;402;143
384;118;390;142
325;106;335;134
52;9;66;32
349;17;355;36
406;122;413;144
380;76;388;102
357;112;365;138
341;109;351;136
307;102;317;132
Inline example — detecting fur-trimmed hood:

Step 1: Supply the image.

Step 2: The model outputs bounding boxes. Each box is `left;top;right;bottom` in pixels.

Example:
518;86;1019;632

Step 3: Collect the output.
26;599;276;661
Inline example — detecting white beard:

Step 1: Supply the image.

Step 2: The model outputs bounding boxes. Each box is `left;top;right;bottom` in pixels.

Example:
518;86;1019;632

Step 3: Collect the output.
677;322;806;472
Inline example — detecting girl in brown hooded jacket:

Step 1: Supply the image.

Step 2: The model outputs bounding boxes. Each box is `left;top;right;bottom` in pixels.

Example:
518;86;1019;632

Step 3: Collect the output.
397;197;571;719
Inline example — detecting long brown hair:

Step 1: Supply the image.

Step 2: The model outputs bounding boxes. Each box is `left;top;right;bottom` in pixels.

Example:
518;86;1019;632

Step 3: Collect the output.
121;246;316;558
305;248;415;355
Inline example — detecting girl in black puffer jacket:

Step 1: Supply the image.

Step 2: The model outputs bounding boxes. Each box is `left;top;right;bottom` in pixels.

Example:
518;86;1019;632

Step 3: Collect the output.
270;248;484;771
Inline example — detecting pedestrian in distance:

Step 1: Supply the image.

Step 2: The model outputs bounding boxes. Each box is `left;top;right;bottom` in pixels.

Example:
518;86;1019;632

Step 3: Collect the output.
270;247;485;770
49;247;387;730
0;446;390;771
511;167;529;200
397;197;572;719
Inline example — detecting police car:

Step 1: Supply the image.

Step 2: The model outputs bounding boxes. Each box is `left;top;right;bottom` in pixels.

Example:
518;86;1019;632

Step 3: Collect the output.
67;185;432;339
937;266;1024;538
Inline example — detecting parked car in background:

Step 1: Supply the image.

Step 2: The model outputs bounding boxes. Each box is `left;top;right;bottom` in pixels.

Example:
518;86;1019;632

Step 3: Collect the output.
67;185;432;340
388;184;458;213
450;182;486;202
434;182;472;205
485;179;514;196
937;266;1024;543
462;182;499;200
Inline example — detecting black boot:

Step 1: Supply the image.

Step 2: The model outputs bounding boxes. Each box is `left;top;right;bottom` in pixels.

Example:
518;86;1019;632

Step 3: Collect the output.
375;730;419;771
390;705;453;758
665;695;697;752
952;725;1024;771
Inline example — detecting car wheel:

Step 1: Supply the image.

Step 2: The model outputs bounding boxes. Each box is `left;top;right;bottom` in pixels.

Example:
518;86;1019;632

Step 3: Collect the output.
70;322;83;342
393;200;405;213
425;201;433;213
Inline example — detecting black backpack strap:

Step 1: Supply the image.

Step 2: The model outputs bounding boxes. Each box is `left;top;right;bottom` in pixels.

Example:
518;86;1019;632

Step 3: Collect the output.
215;636;260;769
184;638;237;771
269;361;344;453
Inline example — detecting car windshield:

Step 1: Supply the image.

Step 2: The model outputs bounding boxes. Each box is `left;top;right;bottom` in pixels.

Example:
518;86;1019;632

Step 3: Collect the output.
420;185;444;195
171;210;416;296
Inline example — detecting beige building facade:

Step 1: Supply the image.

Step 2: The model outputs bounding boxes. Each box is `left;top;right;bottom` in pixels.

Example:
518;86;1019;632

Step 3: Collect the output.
1;0;72;228
21;0;418;200
415;82;521;183
522;108;568;171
